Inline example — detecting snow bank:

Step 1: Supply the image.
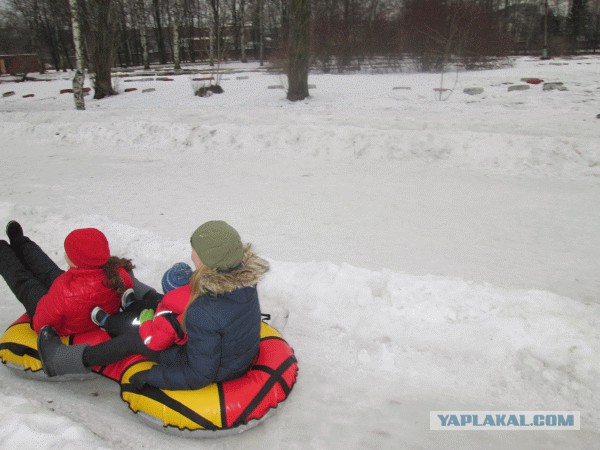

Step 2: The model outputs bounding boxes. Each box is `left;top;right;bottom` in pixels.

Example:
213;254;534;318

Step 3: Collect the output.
262;259;600;426
0;395;107;449
1;57;600;179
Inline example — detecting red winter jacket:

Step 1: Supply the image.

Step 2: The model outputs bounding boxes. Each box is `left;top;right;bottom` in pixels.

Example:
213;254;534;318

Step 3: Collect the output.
32;267;132;335
139;284;190;351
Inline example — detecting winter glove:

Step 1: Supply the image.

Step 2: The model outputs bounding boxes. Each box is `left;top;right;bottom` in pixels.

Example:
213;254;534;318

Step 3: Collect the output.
129;370;151;390
138;309;155;325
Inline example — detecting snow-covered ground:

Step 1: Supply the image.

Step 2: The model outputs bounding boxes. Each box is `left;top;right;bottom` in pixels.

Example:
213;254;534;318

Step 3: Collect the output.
0;56;598;449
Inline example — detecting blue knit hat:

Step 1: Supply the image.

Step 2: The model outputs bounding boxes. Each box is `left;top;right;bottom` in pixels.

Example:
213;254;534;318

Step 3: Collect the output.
161;262;193;293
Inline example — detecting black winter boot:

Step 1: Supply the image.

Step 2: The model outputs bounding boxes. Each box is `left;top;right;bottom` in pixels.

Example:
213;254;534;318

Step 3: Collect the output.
5;220;24;244
6;229;64;289
37;326;90;377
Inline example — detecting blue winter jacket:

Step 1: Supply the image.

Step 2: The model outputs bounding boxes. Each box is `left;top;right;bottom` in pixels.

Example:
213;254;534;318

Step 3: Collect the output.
145;247;267;390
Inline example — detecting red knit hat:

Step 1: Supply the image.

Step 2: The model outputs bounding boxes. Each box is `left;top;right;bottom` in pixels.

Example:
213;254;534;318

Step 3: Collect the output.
64;228;110;268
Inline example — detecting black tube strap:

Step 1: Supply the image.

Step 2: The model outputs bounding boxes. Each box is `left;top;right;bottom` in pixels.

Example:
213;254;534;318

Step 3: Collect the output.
0;342;39;360
120;384;219;430
231;354;297;428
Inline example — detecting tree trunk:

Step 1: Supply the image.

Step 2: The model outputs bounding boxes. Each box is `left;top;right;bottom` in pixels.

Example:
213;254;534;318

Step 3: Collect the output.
341;0;351;71
287;0;311;101
135;0;150;69
140;19;150;69
209;0;221;65
153;0;167;64
172;14;181;69
92;0;117;99
240;0;247;62
119;1;132;67
69;0;85;110
230;0;240;57
258;0;264;66
209;25;215;65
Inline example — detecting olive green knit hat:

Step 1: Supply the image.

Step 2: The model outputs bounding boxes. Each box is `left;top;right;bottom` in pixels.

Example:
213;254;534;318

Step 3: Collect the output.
190;220;244;270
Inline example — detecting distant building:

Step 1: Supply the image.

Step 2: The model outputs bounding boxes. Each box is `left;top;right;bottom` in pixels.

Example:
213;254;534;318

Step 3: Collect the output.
0;54;41;75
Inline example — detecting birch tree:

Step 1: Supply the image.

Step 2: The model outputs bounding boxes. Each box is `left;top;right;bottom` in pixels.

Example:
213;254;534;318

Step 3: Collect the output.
69;0;85;110
170;0;183;69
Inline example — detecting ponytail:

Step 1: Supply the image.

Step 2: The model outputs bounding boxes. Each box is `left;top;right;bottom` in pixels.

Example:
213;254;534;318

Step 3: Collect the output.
102;256;135;296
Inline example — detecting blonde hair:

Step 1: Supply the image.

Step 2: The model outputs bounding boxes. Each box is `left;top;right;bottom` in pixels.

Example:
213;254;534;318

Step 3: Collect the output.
181;264;210;332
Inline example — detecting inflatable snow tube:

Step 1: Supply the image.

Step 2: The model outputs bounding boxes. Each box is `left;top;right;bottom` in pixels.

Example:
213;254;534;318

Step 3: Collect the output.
120;322;298;435
0;315;298;436
0;313;137;380
0;314;44;375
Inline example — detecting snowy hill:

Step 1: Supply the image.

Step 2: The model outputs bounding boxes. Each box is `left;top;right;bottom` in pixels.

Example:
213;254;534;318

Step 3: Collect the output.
0;56;599;449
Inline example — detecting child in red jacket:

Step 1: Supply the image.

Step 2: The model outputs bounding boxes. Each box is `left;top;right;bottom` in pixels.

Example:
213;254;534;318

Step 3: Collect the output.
0;221;133;336
91;262;193;350
138;284;190;350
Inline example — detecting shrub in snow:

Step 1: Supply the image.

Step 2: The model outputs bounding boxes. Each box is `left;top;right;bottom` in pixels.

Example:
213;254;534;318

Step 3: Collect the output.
195;85;223;97
463;87;484;95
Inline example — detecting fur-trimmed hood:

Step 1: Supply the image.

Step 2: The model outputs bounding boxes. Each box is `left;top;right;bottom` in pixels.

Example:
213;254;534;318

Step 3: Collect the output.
195;244;269;296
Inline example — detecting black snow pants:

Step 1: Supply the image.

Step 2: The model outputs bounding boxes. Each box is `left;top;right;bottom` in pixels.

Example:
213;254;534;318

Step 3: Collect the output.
0;236;64;317
82;329;161;367
83;288;165;367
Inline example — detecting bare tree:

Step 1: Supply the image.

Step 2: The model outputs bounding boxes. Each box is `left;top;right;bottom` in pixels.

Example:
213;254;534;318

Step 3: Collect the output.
287;0;310;101
6;0;47;71
402;0;510;72
240;0;247;62
170;0;183;69
81;0;118;99
229;0;240;57
258;0;264;65
591;0;600;52
69;0;85;110
208;0;224;64
115;0;134;67
5;0;581;76
8;0;72;72
152;0;168;63
132;0;151;69
567;0;590;52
